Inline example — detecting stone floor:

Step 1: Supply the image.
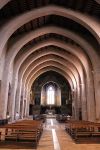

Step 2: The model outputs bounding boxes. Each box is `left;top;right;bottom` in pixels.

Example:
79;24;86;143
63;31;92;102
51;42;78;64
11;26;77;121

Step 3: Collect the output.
1;118;100;150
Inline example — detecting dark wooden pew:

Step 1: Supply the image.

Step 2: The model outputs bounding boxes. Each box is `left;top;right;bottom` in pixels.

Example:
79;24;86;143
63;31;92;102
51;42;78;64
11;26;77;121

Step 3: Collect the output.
0;120;43;148
65;120;100;142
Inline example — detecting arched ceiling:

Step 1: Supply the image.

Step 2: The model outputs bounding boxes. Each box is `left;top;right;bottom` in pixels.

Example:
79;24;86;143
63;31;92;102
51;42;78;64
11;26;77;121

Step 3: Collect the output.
0;0;10;9
0;4;100;57
95;0;100;4
0;0;100;93
32;70;70;91
28;66;74;91
1;0;100;19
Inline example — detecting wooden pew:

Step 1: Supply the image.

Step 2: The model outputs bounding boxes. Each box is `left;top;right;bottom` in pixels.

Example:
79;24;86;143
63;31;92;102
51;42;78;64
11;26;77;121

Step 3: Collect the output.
0;120;43;148
65;120;100;141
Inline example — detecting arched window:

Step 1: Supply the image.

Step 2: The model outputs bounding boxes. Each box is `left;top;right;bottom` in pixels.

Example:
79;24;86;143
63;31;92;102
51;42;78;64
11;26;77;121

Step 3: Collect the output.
47;86;55;105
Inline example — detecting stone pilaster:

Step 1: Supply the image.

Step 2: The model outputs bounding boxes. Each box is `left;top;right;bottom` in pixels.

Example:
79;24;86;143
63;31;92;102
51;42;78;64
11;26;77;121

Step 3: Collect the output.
93;70;100;122
86;77;96;122
80;83;88;120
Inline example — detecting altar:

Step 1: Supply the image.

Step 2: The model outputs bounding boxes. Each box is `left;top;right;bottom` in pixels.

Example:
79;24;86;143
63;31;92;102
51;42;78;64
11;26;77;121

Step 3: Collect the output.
46;109;56;118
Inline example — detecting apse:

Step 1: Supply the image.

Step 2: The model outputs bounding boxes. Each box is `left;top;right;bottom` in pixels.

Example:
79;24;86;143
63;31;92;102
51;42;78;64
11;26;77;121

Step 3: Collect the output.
31;71;71;106
41;81;61;106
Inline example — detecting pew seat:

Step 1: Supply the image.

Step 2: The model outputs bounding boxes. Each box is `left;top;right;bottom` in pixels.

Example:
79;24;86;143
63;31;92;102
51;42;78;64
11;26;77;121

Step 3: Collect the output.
0;119;43;148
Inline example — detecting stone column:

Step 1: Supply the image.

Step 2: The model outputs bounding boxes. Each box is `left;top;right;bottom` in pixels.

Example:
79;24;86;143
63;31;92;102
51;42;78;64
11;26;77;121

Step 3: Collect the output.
73;88;79;120
26;89;30;117
76;84;81;120
86;74;96;122
20;88;25;119
20;98;23;119
93;70;100;122
41;87;46;105
22;85;30;118
80;83;88;120
9;74;18;121
15;80;22;116
0;72;9;119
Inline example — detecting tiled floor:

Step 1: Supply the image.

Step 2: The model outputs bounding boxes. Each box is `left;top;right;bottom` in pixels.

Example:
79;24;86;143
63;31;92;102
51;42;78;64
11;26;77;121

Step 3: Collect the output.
1;118;100;150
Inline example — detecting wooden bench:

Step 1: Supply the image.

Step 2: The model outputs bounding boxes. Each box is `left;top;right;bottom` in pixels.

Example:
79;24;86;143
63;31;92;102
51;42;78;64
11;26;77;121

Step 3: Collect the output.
65;120;100;142
0;120;43;148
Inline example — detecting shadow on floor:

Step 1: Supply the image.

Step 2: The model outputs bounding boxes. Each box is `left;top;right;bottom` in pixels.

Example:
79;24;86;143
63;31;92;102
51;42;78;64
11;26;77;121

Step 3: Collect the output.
0;141;36;149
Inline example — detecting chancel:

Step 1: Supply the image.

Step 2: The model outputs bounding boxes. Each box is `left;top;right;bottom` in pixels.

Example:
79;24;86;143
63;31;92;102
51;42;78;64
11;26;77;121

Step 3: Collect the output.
0;0;100;149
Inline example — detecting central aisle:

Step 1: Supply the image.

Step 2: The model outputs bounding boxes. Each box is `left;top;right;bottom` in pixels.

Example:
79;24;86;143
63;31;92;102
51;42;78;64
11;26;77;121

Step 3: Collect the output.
37;118;100;150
